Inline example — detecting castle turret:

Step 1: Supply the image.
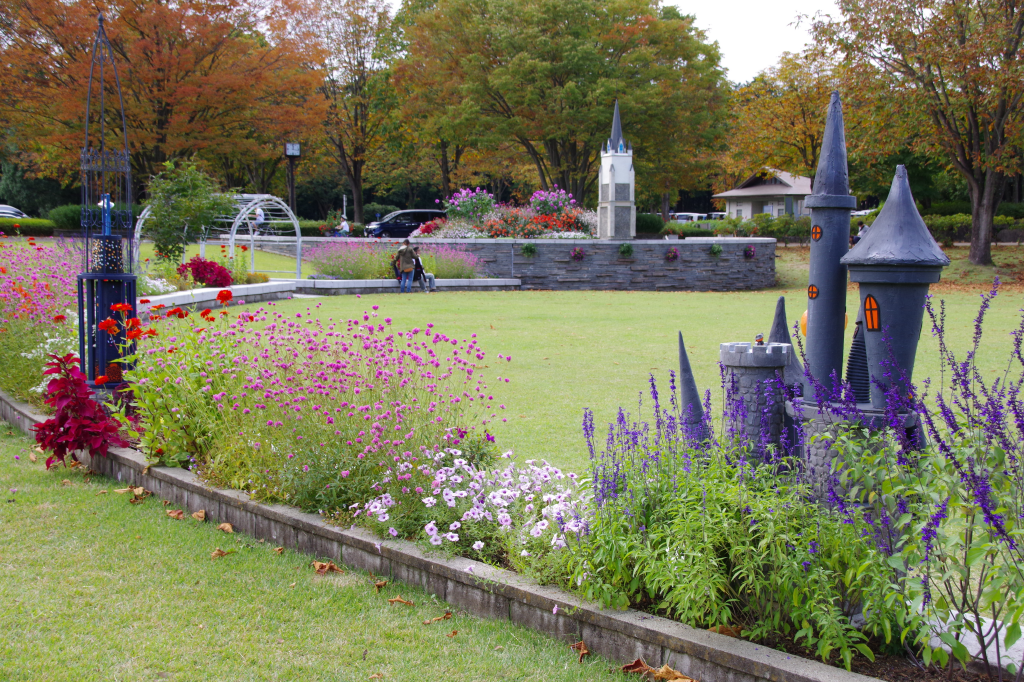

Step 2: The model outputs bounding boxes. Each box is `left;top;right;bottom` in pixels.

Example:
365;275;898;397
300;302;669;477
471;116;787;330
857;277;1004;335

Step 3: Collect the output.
803;92;857;398
597;101;635;239
840;165;949;409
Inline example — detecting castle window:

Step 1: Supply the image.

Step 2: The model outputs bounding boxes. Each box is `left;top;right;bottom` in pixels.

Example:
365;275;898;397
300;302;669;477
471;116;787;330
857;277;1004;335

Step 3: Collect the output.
807;284;819;299
864;295;880;331
811;225;822;241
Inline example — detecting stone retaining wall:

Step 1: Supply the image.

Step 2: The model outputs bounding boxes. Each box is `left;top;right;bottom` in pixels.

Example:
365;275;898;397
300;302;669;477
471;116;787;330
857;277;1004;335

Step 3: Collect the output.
239;236;777;292
0;386;875;682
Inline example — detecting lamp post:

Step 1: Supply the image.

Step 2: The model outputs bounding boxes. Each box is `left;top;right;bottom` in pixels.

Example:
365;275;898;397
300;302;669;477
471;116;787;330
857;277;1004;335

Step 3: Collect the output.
77;14;136;388
285;142;301;215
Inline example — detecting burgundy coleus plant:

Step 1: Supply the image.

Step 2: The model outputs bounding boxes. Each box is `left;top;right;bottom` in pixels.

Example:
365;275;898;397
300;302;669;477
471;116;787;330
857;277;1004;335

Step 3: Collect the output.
33;353;127;469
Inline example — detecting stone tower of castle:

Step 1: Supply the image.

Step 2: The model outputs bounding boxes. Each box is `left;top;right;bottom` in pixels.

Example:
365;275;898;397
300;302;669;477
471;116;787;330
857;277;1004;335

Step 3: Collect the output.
597;101;635;240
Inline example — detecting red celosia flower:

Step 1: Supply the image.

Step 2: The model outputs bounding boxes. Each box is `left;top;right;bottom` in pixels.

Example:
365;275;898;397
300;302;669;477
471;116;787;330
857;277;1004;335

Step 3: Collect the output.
216;290;233;305
126;329;143;340
139;298;151;304
110;302;133;313
94;375;109;386
97;318;119;335
53;314;66;323
125;317;141;329
201;308;212;317
166;307;189;319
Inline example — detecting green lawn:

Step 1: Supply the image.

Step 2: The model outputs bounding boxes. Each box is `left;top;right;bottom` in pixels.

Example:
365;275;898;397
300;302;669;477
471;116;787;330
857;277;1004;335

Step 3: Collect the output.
259;245;1024;474
137;242;310;278
0;428;621;682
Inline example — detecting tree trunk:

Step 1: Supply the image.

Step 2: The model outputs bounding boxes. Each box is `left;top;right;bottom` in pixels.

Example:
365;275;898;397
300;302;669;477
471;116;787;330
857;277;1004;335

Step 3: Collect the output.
438;141;452;200
968;168;1003;265
661;191;671;222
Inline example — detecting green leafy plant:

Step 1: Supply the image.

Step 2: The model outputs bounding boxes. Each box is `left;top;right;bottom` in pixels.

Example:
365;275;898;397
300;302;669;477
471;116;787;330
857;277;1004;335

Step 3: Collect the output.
144;160;234;263
520;243;538;257
709;243;723;256
618;243;634;258
635;213;664;234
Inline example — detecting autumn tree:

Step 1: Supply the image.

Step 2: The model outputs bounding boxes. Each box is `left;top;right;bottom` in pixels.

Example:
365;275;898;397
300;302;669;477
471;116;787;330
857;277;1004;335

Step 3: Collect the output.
0;0;316;193
813;0;1024;265
402;0;727;203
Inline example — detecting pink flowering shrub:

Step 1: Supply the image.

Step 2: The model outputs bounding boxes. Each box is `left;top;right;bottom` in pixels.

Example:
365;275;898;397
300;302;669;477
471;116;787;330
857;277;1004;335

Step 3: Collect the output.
125;303;508;514
176;256;233;287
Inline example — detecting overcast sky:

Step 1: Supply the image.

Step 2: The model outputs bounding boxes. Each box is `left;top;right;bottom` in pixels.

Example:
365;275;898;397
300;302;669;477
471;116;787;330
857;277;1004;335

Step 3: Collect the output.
670;0;841;84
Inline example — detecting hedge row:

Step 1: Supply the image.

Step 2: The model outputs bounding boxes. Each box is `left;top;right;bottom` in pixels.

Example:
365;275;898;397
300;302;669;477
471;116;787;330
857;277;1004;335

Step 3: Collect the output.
0;218;56;236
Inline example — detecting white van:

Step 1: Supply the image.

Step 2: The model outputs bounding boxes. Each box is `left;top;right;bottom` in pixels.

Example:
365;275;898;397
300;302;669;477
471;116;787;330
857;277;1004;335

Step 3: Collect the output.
670;212;707;222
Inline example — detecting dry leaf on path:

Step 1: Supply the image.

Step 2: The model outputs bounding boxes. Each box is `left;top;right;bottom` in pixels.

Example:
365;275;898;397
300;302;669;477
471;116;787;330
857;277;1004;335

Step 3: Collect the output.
217;523;233;533
166;509;185;520
569;640;590;664
387;595;414;607
422;611;452;625
373;580;388;593
446;630;458;638
312;560;344;576
274;547;284;555
210;548;236;559
707;625;741;638
191;510;206;521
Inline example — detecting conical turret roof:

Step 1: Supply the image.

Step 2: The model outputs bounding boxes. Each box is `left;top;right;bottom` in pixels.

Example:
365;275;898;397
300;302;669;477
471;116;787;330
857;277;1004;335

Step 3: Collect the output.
805;92;857;209
607;100;626;153
841;165;950;267
678;332;706;437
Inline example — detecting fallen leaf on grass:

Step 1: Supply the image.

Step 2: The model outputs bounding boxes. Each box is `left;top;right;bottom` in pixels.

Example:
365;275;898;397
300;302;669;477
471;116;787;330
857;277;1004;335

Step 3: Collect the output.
114;488;131;494
217;523;233;533
29;453;37;463
312;560;344;576
387;595;414;607
707;625;742;638
422;611;452;625
651;665;696;681
210;548;236;559
61;479;71;486
274;547;284;555
569;640;590;663
446;630;457;638
197;624;204;629
373;580;388;593
166;509;185;520
95;490;108;496
369;674;383;680
289;582;296;588
162;500;171;506
494;646;504;651
191;510;206;521
68;461;81;469
622;659;655;675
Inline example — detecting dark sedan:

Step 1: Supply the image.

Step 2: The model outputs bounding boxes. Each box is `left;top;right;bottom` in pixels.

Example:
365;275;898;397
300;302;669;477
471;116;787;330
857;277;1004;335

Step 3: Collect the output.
367;209;445;238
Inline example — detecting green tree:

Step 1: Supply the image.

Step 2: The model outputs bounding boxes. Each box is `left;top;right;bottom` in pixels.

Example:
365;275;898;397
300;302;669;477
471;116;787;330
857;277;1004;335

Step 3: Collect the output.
403;0;727;203
144;160;234;263
813;0;1024;265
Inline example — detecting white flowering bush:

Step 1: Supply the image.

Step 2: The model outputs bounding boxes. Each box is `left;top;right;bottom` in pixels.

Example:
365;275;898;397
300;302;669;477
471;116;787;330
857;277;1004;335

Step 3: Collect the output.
358;448;589;576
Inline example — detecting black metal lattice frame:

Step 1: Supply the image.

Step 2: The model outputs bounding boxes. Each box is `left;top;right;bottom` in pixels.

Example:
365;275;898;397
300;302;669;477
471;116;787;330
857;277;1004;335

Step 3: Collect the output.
78;14;137;386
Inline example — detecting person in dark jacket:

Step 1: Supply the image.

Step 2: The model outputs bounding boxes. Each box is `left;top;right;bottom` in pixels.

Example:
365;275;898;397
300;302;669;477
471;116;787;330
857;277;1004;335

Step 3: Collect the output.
413;247;436;292
396;239;415;293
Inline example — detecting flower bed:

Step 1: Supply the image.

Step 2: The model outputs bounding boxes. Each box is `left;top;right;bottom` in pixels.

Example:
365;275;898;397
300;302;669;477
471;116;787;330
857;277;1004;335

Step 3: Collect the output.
307;241;482;279
413;187;595;239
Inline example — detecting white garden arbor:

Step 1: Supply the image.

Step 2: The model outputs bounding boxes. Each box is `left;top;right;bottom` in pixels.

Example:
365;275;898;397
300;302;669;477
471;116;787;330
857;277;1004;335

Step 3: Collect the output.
132;194;303;279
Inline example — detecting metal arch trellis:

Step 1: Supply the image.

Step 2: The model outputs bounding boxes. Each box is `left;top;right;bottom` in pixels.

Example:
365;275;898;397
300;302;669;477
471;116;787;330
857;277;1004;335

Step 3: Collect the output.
133;193;302;279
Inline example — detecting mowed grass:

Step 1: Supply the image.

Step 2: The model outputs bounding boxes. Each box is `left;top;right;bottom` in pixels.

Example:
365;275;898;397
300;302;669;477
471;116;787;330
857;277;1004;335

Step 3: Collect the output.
137;242;310;278
259;245;1024;473
0;429;621;682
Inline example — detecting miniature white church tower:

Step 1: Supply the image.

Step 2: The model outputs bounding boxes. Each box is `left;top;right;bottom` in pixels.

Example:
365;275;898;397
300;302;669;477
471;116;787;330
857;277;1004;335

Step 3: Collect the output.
597;100;635;240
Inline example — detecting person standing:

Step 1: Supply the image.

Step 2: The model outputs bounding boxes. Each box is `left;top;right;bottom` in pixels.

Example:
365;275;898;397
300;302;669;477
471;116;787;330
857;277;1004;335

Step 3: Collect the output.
396;239;416;293
413;247;436;292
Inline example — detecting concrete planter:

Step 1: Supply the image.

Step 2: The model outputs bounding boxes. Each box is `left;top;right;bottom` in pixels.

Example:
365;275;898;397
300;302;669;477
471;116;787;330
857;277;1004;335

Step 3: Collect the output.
0;386;876;682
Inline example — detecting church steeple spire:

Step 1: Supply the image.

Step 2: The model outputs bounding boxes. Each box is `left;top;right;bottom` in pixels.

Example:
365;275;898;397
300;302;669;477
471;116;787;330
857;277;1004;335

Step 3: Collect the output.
607;100;626;153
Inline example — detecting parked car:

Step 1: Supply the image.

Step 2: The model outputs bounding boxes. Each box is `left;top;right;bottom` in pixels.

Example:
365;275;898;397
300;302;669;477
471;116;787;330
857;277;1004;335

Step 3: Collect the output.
851;209;874;217
707;212;727;220
367;209;446;238
0;205;28;219
670;212;707;222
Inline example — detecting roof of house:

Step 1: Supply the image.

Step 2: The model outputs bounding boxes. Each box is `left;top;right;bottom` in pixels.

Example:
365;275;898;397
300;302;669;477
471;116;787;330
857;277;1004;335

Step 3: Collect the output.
713;170;812;199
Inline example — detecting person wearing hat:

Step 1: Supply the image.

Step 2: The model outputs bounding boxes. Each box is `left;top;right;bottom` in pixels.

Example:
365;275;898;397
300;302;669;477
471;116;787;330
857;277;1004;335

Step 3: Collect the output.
413;247;436;293
396;239;416;293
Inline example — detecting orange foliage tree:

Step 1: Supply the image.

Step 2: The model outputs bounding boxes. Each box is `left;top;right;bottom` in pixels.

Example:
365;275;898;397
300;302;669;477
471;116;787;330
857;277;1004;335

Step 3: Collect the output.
0;0;320;194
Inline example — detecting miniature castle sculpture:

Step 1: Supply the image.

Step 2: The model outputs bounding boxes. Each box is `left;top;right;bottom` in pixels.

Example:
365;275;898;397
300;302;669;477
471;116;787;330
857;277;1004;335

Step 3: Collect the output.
803;92;858;398
597;101;636;240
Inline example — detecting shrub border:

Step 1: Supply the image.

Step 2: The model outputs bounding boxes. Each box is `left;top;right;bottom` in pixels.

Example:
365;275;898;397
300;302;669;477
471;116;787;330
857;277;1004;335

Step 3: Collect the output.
0;386;877;682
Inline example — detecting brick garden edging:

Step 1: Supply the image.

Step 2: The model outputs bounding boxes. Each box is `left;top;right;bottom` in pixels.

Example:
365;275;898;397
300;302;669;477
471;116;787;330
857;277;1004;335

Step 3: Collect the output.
0;386;876;682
